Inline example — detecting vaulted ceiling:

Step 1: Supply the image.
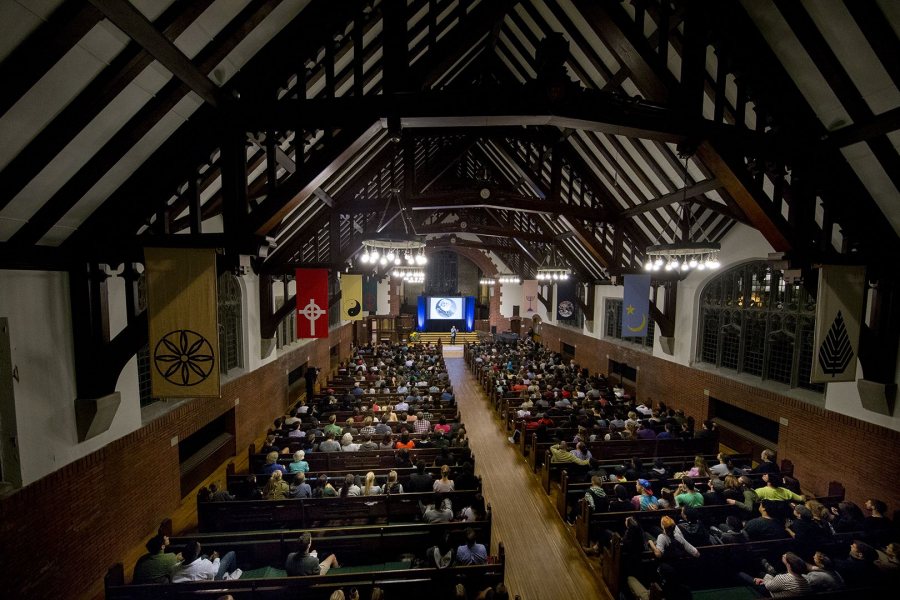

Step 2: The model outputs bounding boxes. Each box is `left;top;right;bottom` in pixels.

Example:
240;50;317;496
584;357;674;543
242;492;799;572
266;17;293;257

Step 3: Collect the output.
1;0;898;282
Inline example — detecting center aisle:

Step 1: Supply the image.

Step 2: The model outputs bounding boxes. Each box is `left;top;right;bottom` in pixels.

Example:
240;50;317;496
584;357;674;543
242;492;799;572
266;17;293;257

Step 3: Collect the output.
444;352;609;600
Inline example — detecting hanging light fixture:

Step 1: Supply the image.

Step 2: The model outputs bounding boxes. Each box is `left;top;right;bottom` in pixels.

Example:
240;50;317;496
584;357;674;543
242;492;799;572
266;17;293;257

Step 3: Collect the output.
392;266;425;283
644;153;720;273
536;247;570;281
480;277;496;286
497;274;521;284
358;187;427;268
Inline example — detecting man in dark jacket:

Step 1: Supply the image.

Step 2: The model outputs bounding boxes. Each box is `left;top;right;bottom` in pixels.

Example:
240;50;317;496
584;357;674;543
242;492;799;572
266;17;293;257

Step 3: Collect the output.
285;532;339;576
408;461;434;493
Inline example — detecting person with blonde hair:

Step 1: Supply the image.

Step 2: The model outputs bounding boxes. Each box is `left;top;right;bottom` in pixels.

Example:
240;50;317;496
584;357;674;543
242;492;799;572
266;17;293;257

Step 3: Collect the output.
263;470;290;500
263;451;286;475
384;470;403;494
362;471;382;496
289;450;309;473
340;432;360;452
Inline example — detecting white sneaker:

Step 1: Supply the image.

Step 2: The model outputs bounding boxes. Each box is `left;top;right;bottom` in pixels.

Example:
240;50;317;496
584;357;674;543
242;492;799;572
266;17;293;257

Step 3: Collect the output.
224;569;242;580
507;436;516;444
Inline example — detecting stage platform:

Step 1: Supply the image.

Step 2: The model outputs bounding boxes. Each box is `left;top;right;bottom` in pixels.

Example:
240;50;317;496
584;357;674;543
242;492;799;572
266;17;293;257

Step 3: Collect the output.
413;331;480;345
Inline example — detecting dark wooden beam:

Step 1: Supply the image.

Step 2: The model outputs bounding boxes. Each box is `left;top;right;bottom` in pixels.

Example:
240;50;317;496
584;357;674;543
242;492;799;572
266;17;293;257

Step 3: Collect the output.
88;0;223;107
776;0;900;196
619;179;721;218
825;106;900;148
14;0;282;248
0;0;213;213
0;1;102;118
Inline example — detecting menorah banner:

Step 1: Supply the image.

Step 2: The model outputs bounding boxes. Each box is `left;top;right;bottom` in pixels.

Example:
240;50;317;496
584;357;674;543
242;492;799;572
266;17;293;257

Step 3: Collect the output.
523;279;538;313
810;265;864;383
145;247;220;398
297;268;329;338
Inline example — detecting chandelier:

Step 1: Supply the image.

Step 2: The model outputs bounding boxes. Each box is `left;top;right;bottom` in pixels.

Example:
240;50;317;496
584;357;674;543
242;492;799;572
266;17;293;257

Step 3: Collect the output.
536;268;570;281
481;274;520;285
359;238;428;266
391;266;425;283
644;242;720;272
645;153;721;274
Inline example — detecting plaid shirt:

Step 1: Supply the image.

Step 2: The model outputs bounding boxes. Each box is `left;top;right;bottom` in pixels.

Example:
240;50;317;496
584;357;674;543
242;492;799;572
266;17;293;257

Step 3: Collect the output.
414;419;430;434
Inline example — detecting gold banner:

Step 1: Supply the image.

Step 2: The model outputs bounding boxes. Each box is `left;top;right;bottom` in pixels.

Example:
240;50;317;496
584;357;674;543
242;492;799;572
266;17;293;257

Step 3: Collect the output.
146;248;220;398
340;274;364;320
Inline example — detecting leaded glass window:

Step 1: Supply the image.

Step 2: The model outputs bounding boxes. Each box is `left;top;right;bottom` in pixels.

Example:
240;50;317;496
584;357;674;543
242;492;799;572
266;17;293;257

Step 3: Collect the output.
605;298;654;349
218;273;243;374
697;261;824;393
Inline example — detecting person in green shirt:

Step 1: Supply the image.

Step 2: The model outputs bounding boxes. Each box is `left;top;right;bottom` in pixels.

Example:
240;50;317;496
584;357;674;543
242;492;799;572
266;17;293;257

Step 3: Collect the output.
674;476;705;507
132;533;179;584
754;473;805;502
323;414;342;438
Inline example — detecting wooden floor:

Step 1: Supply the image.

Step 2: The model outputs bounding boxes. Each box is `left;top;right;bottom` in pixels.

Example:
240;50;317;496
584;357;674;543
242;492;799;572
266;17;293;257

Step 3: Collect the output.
445;354;609;600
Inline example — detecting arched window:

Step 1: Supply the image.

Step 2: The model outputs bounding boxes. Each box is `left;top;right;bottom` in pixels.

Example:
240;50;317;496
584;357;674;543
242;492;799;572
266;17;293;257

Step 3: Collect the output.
218;273;243;375
697;261;823;393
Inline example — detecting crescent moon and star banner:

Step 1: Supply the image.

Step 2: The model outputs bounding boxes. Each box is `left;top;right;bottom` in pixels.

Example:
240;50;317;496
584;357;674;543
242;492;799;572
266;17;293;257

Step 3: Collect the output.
340;274;364;320
556;279;577;322
145;247;220;398
362;275;378;313
622;274;651;337
296;268;329;338
810;265;865;383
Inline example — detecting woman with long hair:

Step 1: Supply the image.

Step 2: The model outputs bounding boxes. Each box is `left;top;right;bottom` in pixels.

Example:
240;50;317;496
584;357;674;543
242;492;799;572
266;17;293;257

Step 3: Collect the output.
383;470;403;494
362;471;382;496
263;470;290;500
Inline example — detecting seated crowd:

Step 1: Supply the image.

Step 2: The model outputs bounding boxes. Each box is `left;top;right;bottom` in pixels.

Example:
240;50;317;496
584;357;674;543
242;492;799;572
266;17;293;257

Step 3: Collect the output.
125;341;504;600
467;338;898;597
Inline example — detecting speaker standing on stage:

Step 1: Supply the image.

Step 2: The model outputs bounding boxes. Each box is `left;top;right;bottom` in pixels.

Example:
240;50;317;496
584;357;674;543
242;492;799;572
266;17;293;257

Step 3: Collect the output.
450;325;458;344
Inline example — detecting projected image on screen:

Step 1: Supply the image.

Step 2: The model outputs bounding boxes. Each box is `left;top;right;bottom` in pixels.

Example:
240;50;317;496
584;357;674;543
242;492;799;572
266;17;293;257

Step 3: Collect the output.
429;297;463;320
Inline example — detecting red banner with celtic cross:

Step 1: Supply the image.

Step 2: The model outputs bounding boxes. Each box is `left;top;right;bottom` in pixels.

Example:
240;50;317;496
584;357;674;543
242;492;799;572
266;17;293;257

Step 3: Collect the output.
296;269;329;339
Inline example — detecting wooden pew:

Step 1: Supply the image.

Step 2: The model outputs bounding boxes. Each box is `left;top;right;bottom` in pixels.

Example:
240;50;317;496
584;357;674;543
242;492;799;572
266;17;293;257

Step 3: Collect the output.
249;447;474;474
107;547;505;600
198;489;485;533
575;482;847;547
539;436;720;493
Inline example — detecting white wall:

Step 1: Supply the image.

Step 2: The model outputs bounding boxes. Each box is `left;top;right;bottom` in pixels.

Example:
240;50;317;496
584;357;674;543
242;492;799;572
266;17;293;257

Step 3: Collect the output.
377;276;390;314
0;270;142;485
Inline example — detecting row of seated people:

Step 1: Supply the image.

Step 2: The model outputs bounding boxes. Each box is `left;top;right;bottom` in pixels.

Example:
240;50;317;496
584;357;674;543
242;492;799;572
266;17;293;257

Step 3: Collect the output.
606;493;899;598
108;346;505;597
209;461;481;501
119;518;506;599
263;412;465;454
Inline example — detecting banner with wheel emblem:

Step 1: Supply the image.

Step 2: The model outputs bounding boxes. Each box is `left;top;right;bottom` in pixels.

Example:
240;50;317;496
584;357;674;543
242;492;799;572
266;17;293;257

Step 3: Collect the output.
145;248;220;398
297;268;329;338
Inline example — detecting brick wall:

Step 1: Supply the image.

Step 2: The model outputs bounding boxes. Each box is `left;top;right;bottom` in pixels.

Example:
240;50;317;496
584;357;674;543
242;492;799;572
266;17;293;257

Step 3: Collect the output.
0;324;351;599
539;323;900;514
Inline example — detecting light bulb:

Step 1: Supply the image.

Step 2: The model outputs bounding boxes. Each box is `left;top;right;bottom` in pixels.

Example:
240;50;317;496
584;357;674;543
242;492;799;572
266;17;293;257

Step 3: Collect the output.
386;251;395;262
370;249;379;261
671;259;680;268
392;270;399;277
379;256;387;266
654;258;664;268
420;254;428;264
697;263;706;271
710;259;720;269
645;260;653;271
394;257;401;265
360;252;370;263
665;263;673;271
681;263;689;272
405;253;413;264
